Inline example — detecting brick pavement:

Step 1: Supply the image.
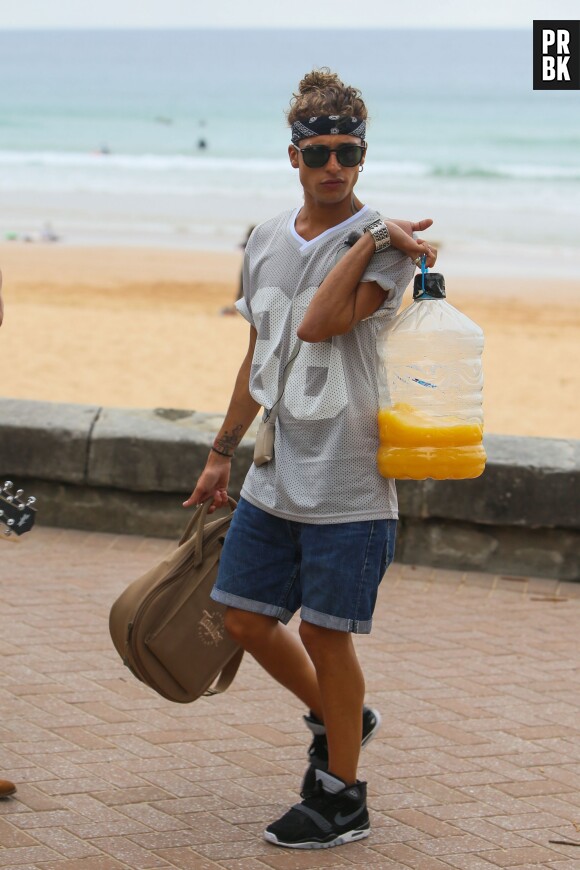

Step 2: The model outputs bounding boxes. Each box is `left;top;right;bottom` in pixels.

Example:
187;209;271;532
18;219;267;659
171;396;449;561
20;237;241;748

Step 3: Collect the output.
1;525;580;869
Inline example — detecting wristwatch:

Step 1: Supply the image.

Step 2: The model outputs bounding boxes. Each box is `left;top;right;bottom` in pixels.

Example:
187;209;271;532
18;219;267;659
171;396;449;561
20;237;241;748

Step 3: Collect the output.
364;218;391;252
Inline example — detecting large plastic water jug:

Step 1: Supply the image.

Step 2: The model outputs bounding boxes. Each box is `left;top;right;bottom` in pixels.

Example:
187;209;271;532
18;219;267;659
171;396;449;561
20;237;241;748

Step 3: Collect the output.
376;269;486;480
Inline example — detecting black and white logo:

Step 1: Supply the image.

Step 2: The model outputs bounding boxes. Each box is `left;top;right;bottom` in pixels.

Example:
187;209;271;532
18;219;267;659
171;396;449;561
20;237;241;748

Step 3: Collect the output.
533;21;580;90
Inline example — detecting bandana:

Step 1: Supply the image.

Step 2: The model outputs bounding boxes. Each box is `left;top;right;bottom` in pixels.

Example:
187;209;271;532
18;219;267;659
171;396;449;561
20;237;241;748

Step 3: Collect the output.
291;115;366;144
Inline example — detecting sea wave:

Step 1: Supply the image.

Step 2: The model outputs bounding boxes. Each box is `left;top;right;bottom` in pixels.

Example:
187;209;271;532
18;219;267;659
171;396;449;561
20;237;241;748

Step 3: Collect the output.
0;150;289;173
429;163;580;180
1;149;579;182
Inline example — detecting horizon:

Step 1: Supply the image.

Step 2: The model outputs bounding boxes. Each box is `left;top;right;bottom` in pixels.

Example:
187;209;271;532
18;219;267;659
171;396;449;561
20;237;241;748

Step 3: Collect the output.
1;24;531;31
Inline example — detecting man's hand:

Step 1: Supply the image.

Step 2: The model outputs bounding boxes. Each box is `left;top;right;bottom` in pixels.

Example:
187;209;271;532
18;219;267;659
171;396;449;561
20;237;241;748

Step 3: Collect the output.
386;218;437;268
390;218;433;236
182;452;231;514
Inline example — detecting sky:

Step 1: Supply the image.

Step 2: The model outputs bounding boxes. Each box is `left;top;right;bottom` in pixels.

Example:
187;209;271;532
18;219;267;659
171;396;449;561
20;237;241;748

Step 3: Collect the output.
1;0;579;29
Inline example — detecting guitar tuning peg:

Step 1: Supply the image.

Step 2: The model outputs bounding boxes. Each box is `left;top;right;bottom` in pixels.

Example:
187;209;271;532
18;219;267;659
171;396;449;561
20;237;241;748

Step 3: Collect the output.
3;481;13;491
6;519;15;527
3;529;11;537
26;497;36;507
15;489;24;499
6;495;14;503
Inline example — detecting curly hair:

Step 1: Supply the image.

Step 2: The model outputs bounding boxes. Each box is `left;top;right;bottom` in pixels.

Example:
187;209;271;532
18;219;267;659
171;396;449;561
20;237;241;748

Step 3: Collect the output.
287;68;368;125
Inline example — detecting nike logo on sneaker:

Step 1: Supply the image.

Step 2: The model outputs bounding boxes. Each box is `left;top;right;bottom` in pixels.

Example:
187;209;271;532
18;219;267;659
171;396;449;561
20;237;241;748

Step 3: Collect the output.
334;806;365;826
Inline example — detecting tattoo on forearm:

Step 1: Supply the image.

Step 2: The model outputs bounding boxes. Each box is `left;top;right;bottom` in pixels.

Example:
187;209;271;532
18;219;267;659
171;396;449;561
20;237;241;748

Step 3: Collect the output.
215;424;244;454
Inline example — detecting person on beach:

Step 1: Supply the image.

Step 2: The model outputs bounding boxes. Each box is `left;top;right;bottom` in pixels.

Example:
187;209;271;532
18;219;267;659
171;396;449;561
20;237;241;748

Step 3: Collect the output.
184;69;436;850
220;224;256;316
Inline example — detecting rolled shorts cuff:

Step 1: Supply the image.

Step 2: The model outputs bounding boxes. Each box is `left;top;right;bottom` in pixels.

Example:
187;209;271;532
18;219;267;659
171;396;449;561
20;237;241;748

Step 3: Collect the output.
210;587;293;624
301;605;373;635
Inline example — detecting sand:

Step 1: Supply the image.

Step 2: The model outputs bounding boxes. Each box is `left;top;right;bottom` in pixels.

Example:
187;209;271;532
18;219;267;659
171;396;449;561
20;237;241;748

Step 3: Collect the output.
0;243;578;440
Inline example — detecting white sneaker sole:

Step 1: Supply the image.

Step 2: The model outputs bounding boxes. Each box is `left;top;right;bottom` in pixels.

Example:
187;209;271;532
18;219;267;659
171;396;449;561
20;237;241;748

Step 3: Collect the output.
264;826;370;849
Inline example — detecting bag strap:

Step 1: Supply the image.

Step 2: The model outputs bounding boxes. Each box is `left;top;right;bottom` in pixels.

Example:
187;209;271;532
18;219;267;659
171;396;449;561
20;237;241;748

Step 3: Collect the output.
203;647;244;696
263;339;302;425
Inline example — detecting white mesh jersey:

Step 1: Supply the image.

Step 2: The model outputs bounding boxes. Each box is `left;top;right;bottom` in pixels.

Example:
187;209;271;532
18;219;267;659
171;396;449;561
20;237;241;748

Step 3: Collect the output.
236;205;415;524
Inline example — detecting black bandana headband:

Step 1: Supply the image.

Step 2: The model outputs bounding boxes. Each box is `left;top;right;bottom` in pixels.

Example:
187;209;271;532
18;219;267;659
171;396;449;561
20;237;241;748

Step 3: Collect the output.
291;115;366;144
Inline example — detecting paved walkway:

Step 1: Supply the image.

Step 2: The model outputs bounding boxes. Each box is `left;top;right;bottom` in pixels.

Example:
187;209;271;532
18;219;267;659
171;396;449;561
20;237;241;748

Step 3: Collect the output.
1;526;580;870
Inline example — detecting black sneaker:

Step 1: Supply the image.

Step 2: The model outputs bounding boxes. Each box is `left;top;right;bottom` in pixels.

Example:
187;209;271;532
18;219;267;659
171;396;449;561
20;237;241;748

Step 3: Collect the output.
300;705;381;799
265;770;369;849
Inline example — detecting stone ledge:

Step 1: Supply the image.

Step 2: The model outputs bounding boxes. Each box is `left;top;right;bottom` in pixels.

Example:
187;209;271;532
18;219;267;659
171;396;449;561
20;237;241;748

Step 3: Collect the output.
0;399;256;496
1;397;578;580
397;517;580;581
86;405;255;493
0;398;99;484
0;478;197;538
398;433;580;530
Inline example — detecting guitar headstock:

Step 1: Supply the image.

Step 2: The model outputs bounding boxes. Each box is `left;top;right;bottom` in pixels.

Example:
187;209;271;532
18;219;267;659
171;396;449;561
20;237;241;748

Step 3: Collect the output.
0;481;37;537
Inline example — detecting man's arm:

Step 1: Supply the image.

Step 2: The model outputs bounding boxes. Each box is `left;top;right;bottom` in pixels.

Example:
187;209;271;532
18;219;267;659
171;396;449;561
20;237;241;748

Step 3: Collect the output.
0;270;4;326
297;219;436;343
183;325;260;513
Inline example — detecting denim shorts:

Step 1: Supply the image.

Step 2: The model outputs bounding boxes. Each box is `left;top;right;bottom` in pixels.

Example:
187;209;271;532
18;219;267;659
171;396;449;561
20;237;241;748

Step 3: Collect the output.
210;497;396;634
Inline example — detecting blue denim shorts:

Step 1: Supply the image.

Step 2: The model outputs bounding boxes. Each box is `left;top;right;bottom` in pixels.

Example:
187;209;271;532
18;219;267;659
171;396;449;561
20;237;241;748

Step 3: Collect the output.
210;497;396;634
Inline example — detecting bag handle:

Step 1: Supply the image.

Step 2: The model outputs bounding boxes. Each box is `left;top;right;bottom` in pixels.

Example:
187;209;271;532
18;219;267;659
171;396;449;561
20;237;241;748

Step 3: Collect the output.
204;647;244;696
179;496;237;564
178;500;210;547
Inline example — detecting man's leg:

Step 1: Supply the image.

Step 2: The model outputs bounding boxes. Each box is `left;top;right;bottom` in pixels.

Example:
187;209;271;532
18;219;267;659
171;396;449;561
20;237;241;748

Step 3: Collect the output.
227;611;365;786
224;607;324;721
298;621;364;785
226;609;371;851
259;517;393;849
213;499;326;716
263;626;370;850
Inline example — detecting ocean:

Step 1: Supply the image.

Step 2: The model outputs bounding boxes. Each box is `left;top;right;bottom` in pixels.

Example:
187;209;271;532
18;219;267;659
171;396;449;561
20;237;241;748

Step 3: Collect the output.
1;28;579;275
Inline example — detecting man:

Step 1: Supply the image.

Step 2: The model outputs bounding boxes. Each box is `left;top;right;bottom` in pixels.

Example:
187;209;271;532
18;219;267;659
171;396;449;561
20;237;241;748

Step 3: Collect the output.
184;69;436;849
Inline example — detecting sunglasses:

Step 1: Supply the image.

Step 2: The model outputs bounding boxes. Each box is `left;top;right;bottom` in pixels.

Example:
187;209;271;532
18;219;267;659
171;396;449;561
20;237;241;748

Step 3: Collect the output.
292;142;366;169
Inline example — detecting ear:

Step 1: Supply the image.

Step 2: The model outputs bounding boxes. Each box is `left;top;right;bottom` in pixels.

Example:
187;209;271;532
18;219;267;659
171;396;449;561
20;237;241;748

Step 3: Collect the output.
288;144;299;169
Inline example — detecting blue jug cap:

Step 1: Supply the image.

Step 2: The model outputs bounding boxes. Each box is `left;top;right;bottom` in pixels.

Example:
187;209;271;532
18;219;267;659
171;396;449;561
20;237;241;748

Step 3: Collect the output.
413;272;446;300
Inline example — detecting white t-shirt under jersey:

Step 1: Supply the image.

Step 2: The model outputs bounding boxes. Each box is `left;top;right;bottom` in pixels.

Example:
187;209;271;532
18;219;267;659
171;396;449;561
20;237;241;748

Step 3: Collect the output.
236;205;415;524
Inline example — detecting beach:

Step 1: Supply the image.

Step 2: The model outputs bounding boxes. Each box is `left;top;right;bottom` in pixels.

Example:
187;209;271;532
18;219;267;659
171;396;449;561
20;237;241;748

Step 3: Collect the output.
1;28;579;446
0;243;578;440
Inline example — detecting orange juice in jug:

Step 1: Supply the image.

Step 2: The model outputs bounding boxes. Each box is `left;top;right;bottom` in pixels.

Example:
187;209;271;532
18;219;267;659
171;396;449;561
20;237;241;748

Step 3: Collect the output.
376;270;486;481
377;403;486;480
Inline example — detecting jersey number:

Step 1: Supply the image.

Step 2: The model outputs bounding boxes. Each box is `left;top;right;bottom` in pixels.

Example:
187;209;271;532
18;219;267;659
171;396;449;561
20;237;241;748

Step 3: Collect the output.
251;286;348;421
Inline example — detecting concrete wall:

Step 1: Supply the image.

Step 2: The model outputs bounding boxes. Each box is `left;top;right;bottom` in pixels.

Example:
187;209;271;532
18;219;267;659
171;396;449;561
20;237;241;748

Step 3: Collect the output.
1;398;578;580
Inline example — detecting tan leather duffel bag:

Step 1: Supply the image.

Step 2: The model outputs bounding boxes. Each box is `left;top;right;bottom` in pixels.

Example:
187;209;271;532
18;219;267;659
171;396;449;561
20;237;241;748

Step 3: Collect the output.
109;497;243;703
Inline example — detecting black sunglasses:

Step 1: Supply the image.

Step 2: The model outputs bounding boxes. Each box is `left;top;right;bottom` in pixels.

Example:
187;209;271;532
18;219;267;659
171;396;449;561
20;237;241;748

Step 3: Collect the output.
292;142;366;169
